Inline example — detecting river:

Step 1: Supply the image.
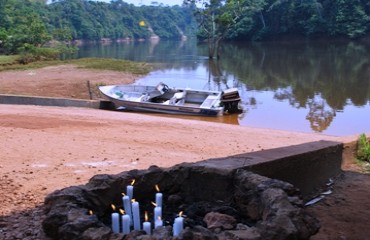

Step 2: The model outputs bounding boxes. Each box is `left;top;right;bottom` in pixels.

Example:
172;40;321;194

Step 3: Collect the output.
74;39;370;136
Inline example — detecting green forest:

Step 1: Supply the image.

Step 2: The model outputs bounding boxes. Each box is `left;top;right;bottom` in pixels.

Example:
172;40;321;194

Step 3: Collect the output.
1;0;370;55
0;0;196;54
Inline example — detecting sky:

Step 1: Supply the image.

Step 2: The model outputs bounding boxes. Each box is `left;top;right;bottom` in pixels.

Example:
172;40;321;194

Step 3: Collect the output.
102;0;185;6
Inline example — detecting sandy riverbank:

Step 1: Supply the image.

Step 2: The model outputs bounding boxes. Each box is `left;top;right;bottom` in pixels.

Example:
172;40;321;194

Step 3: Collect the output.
1;65;370;239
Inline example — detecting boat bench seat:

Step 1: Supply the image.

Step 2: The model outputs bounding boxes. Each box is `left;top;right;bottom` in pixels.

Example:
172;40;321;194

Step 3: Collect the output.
200;95;219;108
118;92;149;102
167;91;186;105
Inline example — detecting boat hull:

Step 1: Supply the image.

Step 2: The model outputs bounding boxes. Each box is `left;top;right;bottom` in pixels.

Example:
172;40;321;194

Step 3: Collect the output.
110;99;222;116
99;84;225;116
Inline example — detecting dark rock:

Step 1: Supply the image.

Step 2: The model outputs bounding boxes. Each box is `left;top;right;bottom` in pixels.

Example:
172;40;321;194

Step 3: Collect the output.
224;227;261;240
42;210;68;238
81;226;112;240
123;230;145;240
258;188;320;239
203;212;236;230
152;226;172;240
167;194;183;206
181;226;217;240
58;214;107;240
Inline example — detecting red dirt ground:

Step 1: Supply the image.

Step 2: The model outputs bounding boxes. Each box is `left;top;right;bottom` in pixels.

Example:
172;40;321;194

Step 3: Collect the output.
0;65;369;239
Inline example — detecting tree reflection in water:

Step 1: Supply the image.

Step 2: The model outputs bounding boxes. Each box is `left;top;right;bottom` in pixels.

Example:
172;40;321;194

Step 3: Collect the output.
306;95;336;132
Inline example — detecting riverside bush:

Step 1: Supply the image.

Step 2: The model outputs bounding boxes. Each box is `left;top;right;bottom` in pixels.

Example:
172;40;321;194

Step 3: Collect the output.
357;133;370;162
17;44;59;64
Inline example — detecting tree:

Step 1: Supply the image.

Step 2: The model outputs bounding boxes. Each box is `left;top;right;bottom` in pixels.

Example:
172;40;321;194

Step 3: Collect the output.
0;0;51;53
325;0;369;38
185;0;264;59
227;0;266;40
185;0;224;59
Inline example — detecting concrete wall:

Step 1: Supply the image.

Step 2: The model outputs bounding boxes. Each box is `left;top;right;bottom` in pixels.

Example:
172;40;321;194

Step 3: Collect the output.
195;140;343;198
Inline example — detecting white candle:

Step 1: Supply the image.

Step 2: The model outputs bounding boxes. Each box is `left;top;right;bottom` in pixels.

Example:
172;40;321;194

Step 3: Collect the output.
122;196;132;221
111;212;120;233
143;221;151;235
127;185;134;200
132;201;141;230
143;211;151;235
155;216;163;229
155;192;163;207
154;206;162;224
143;211;152;235
173;215;184;237
121;214;130;234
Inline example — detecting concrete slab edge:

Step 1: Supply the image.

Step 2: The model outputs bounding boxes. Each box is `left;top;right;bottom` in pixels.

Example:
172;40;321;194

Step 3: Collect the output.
0;94;113;109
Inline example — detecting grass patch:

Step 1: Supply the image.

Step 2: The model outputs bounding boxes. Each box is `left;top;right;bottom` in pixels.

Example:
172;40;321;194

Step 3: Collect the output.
0;58;62;72
0;56;153;75
0;55;19;65
67;58;152;75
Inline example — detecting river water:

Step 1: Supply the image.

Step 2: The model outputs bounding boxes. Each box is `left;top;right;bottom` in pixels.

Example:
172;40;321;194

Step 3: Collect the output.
75;39;370;136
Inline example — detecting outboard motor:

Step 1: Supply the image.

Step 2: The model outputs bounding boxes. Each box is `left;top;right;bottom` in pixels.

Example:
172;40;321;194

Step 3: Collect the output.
156;82;170;94
221;88;242;114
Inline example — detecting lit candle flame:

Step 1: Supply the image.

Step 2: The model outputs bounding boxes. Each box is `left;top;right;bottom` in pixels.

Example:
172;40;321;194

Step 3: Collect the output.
111;204;116;211
131;179;136;186
178;211;183;217
155;184;160;192
151;201;157;207
88;210;93;215
121;192;126;196
131;199;136;203
119;209;125;215
145;211;148;221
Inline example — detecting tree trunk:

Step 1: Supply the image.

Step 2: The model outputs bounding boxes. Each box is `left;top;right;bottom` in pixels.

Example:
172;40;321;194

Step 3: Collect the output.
215;37;222;59
208;37;215;59
208;35;223;59
207;12;225;59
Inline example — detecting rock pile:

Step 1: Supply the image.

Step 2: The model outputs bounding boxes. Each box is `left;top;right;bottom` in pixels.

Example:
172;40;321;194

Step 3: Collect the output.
42;164;320;240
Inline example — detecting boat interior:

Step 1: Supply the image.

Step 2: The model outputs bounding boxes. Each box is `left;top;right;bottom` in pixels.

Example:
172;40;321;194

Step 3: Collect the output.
113;88;221;109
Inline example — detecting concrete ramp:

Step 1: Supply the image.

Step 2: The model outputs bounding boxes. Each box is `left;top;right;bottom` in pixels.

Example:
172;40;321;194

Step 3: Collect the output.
0;94;113;109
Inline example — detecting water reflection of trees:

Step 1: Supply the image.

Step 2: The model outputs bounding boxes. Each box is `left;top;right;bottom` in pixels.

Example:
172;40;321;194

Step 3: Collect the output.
77;40;202;71
220;41;370;132
206;59;240;90
77;40;370;132
306;95;336;132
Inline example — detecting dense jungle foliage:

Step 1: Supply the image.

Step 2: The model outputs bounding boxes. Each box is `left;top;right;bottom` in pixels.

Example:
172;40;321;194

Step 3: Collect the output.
1;0;370;55
208;0;370;41
0;0;196;54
